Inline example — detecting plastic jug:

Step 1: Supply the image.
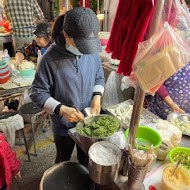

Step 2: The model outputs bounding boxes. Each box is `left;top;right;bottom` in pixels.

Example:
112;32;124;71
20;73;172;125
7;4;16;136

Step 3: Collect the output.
2;49;10;67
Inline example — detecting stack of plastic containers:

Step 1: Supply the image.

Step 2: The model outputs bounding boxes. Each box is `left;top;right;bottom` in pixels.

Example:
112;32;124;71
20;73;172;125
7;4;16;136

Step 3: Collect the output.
0;49;10;84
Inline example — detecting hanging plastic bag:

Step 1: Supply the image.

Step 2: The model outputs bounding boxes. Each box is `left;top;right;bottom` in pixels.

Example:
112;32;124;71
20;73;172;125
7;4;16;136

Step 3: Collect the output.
102;71;120;110
169;0;190;47
155;0;190;46
145;0;165;40
120;74;137;91
132;22;190;93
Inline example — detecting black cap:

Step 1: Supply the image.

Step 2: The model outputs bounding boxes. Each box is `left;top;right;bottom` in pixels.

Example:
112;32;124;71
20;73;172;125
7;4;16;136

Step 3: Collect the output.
33;22;51;37
63;7;102;54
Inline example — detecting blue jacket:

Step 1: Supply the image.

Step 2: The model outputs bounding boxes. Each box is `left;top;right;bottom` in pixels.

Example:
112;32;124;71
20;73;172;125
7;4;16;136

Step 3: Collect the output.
30;33;105;136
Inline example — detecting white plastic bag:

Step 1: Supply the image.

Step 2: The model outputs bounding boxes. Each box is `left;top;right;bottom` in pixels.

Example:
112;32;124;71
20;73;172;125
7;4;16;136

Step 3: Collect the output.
109;131;127;149
120;75;137;91
102;71;120;110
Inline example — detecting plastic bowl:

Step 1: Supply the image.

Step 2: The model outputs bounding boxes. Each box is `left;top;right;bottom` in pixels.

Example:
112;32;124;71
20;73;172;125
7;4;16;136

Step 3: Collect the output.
169;146;190;169
100;39;108;46
125;126;162;152
161;163;190;190
0;69;10;77
0;61;8;70
19;68;34;77
0;73;10;84
0;66;9;74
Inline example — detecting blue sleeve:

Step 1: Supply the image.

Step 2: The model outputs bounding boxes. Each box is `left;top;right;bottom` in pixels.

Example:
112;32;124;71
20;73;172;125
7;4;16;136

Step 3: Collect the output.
93;54;105;95
30;57;55;109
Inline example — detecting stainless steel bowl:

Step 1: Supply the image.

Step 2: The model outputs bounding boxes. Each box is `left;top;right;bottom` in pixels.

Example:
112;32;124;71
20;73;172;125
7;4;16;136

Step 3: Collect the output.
88;141;121;185
167;112;190;122
167;112;190;136
76;114;121;152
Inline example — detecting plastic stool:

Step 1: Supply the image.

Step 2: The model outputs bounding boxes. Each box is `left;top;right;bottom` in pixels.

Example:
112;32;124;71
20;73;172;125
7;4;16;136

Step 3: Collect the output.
19;102;43;156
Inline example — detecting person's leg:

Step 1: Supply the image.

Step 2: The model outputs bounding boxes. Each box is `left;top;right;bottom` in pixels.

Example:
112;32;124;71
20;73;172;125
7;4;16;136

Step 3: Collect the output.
54;135;75;164
76;145;89;167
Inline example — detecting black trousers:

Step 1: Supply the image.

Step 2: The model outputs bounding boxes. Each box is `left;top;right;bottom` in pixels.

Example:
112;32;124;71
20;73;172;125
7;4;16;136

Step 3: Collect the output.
54;135;89;167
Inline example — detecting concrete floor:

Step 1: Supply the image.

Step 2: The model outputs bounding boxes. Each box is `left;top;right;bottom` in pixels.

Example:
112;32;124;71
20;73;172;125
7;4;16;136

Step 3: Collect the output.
11;124;77;190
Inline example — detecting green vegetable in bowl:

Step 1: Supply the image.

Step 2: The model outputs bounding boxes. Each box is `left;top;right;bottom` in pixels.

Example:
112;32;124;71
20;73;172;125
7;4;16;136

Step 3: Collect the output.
172;150;190;169
171;118;190;134
77;115;120;137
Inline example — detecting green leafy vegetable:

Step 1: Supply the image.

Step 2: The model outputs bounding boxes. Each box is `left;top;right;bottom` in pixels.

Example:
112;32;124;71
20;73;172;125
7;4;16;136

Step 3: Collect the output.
171;118;190;134
77;115;120;137
172;150;190;169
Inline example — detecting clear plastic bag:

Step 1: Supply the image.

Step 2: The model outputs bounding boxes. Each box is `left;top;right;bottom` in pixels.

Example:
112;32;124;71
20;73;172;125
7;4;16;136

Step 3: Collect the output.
146;0;190;45
109;131;127;149
132;22;190;93
170;0;190;47
120;75;137;91
102;71;120;110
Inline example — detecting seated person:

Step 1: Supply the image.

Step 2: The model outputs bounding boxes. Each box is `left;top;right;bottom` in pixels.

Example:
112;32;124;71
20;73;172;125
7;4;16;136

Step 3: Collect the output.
148;64;190;119
14;22;51;66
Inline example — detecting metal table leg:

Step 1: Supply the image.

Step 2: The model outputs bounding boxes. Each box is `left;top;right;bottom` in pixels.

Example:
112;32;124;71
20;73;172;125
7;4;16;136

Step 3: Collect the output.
21;128;31;162
31;119;37;156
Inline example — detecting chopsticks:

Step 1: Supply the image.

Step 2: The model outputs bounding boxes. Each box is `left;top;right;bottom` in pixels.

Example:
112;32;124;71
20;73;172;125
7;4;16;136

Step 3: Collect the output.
73;105;86;126
128;143;157;168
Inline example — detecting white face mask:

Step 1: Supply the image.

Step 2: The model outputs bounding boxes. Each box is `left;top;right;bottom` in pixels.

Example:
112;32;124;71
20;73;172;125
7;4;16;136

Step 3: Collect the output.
66;44;83;56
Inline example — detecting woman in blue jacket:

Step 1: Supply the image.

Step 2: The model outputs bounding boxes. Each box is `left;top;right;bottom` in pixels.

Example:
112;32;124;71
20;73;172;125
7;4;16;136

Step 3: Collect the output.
30;8;105;166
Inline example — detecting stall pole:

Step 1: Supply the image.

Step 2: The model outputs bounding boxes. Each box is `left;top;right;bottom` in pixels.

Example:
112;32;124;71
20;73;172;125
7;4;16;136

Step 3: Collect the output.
83;0;85;7
97;0;100;14
65;0;69;11
128;0;166;148
103;0;109;31
128;86;145;148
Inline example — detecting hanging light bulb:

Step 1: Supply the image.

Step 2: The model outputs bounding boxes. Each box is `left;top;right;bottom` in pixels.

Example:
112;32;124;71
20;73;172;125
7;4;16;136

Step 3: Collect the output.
97;0;104;21
97;13;104;21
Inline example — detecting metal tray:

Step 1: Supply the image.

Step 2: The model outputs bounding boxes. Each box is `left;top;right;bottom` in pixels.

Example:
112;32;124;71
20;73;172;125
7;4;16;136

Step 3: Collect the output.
167;112;190;137
105;99;160;130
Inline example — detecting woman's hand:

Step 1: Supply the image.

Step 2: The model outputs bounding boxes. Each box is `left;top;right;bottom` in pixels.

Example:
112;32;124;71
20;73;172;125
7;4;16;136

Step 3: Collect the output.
164;96;185;114
15;52;24;67
91;95;101;115
59;105;84;122
14;171;21;179
170;102;185;114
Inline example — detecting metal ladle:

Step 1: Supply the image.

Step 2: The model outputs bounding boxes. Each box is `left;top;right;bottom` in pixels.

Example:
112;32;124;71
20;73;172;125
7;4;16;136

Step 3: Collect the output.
170;158;182;177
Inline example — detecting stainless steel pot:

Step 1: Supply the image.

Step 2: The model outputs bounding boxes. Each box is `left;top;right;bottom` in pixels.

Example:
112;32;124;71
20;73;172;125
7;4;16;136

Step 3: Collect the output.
88;141;121;185
75;114;121;152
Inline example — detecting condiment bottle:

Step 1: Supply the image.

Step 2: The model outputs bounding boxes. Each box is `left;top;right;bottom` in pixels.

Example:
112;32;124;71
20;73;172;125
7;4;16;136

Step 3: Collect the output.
2;49;10;68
